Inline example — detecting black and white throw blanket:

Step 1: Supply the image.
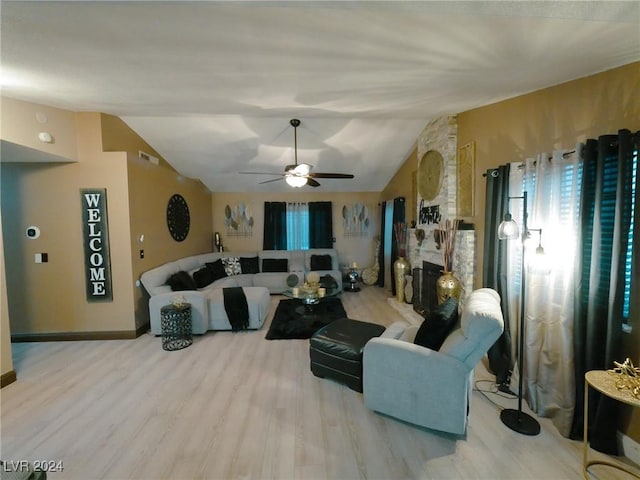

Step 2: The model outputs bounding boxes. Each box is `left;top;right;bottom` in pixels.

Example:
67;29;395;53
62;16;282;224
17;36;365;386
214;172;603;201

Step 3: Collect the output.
223;287;250;331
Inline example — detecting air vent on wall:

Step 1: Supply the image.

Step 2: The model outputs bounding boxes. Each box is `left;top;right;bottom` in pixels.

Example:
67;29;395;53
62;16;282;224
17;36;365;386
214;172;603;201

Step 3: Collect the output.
138;150;159;165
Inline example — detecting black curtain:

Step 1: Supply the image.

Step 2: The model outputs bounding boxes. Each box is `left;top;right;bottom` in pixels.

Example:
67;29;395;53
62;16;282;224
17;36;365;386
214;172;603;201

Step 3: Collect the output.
389;197;406;296
569;129;638;454
377;202;386;287
263;201;287;250
309;201;333;248
482;165;514;387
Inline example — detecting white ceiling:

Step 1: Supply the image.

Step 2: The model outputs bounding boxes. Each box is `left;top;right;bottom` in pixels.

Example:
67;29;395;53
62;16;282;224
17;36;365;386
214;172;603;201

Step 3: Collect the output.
2;1;639;192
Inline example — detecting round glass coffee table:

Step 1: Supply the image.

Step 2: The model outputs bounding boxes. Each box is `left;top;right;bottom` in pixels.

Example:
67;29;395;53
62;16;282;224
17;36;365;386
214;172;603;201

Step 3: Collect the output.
282;286;341;314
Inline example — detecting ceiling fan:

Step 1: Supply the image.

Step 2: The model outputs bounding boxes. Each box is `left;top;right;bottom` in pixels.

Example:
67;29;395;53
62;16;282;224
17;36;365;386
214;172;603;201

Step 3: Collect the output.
240;119;355;188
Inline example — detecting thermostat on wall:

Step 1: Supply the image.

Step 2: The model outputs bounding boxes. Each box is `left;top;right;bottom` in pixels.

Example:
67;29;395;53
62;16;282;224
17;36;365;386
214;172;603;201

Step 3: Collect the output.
26;226;41;239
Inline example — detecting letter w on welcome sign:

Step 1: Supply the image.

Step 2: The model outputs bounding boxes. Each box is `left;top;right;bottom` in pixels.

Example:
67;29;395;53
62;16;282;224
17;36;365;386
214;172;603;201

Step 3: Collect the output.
81;188;113;302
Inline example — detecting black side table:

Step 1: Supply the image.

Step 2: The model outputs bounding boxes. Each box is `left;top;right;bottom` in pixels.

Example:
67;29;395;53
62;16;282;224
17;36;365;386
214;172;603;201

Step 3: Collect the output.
160;303;193;351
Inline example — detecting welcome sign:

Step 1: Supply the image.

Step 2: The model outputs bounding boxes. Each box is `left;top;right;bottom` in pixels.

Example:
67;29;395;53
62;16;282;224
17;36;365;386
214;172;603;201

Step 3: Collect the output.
81;188;113;301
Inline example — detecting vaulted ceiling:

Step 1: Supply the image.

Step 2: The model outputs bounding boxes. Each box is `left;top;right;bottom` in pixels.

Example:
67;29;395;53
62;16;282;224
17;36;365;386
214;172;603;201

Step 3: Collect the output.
2;1;638;192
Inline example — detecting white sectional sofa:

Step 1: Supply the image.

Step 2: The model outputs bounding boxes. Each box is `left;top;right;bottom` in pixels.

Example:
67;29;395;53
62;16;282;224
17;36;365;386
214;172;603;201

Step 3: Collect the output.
140;249;343;334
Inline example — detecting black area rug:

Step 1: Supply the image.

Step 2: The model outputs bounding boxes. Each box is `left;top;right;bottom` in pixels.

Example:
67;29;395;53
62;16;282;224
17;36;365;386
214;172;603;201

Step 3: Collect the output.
265;297;347;340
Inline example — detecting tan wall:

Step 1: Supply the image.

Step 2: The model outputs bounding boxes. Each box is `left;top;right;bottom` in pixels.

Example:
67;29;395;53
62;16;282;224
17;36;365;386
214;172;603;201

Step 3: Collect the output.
1;112;136;334
0;97;78;162
456;62;640;289
211;191;381;270
1;212;13;379
381;146;418;224
101;115;213;330
455;62;640;442
0;103;213;336
127;157;212;329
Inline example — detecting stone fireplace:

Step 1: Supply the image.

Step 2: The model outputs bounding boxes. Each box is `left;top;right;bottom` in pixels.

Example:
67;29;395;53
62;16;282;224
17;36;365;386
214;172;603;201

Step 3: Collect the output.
407;115;476;310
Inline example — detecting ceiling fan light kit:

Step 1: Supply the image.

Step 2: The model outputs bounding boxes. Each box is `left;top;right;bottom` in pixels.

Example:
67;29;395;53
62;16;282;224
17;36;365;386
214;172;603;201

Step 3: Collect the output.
285;174;308;188
240;118;354;188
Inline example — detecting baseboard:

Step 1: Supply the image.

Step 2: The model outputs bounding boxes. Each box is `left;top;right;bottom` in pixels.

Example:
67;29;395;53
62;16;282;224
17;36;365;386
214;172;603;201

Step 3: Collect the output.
1;370;17;388
11;330;140;342
619;430;640;466
136;323;150;337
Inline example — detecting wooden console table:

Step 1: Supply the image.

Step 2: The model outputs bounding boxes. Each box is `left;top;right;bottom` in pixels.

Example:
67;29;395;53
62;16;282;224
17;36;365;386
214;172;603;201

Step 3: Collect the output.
583;370;640;479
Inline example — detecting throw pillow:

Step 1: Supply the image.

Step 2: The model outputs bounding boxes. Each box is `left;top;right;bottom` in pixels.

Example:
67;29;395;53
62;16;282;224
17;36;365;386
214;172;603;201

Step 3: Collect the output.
320;274;338;289
222;256;242;276
166;271;197;291
414;297;459;350
205;259;228;282
239;256;259;274
262;258;288;272
310;254;333;271
286;273;300;288
193;266;215;289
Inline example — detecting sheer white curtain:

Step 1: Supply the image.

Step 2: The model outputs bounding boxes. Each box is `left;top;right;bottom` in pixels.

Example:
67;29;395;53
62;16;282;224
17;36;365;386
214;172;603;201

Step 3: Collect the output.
286;202;309;250
507;148;582;436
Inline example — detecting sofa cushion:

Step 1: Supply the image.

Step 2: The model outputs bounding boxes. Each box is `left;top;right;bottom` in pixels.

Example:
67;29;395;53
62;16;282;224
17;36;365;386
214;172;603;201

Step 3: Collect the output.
304;248;336;271
166;271;197;291
222;256;242;276
262;258;288;272
413;297;459;350
310;254;333;271
239;256;260;274
193;266;216;289
206;259;228;282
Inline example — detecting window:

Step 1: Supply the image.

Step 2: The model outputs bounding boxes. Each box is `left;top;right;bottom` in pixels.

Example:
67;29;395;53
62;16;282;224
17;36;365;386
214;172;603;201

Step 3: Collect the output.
623;147;637;319
263;201;332;250
286;202;309;250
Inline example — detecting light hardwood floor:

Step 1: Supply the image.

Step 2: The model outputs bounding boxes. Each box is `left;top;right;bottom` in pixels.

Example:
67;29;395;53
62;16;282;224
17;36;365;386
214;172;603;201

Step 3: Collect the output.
1;286;636;479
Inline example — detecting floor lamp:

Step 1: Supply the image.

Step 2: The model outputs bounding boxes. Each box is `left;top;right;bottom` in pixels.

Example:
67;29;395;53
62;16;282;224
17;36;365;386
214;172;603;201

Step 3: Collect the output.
497;190;543;436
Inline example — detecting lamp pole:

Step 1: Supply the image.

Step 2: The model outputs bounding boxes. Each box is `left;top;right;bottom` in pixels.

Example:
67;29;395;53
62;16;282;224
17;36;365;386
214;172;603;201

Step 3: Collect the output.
500;191;541;436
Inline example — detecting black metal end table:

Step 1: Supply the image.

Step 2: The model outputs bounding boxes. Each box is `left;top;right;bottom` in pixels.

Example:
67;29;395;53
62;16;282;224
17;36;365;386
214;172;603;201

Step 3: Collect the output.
160;303;193;351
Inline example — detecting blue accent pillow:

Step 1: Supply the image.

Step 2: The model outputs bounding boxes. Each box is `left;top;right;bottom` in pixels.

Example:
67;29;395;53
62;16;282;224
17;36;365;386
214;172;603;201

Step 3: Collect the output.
414;297;459;350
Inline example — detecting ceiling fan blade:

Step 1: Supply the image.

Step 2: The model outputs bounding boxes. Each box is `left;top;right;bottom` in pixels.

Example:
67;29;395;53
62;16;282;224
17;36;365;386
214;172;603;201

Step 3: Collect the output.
258;177;285;185
306;178;321;187
308;172;354;179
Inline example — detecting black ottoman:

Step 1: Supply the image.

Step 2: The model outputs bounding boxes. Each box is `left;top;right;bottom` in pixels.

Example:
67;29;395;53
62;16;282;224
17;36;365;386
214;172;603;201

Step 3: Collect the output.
309;318;386;392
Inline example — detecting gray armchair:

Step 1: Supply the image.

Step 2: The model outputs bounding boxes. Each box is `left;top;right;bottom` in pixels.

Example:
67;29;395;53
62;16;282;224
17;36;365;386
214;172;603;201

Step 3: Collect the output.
362;288;504;435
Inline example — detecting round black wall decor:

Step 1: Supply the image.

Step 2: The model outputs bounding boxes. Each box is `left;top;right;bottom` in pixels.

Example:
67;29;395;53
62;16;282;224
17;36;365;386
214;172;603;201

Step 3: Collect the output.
167;194;190;242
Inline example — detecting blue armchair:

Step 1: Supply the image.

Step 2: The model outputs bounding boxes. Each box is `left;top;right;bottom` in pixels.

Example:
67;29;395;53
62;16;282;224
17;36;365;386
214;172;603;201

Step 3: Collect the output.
362;288;504;435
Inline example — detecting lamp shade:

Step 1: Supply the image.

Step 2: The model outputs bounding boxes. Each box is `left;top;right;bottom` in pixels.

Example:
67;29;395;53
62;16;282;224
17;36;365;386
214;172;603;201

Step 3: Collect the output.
527;245;552;275
285;174;307;188
292;163;312;176
498;213;519;240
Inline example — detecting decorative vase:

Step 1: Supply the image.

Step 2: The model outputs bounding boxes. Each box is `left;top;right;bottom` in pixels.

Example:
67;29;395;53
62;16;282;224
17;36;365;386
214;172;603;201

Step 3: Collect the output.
436;271;461;304
404;274;413;304
394;256;411;302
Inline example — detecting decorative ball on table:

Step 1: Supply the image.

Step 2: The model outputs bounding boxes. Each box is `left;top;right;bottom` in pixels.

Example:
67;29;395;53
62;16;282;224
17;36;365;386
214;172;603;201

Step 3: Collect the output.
307;271;320;287
171;294;186;308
